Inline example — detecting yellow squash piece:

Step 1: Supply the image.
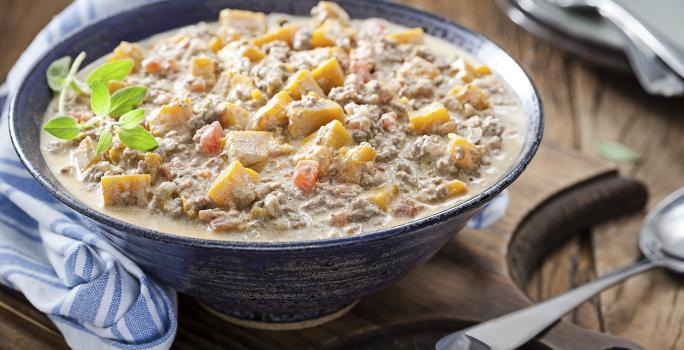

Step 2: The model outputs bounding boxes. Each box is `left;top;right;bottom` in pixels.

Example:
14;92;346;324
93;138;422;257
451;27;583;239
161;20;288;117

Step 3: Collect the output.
311;1;350;25
107;80;127;94
208;161;260;207
312;57;345;93
365;183;399;211
225;131;273;167
111;42;144;70
293;144;334;175
287;93;345;138
144;153;163;183
447;134;481;171
101;174;151;207
387;27;424;44
311;19;353;48
251;91;293;130
335;143;377;183
219;9;267;35
190;56;216;81
251;25;299;46
72;137;100;176
283;69;325;99
311;119;352;149
408;102;456;134
148;98;193;136
445;179;468;197
240;46;266;62
209;36;224;53
449;84;490;110
220;102;250;130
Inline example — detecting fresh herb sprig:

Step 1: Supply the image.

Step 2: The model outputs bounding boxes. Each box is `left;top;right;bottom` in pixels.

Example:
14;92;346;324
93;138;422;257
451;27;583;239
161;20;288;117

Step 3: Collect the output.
43;54;157;153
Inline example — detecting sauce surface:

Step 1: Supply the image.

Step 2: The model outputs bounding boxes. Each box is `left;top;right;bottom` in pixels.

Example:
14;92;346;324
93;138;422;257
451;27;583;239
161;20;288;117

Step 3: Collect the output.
40;3;525;242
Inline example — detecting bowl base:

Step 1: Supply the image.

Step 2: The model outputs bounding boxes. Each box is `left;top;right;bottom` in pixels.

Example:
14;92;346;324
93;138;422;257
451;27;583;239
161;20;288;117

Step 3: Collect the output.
198;300;359;330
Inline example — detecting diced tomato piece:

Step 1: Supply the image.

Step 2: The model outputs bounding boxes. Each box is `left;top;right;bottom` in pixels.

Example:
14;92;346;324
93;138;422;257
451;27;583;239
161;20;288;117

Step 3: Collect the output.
350;59;372;82
199;121;225;155
293;160;321;191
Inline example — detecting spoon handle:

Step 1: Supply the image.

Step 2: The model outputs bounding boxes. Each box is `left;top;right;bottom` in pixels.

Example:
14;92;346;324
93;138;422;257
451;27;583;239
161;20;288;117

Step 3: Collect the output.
441;259;659;350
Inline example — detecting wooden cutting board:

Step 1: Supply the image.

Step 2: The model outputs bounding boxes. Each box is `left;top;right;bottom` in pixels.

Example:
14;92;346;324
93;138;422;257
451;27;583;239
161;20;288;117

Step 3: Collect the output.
0;141;648;349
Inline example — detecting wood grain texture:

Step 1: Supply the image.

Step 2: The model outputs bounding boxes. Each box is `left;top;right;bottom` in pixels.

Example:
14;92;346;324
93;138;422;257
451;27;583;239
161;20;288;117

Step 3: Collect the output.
0;0;682;349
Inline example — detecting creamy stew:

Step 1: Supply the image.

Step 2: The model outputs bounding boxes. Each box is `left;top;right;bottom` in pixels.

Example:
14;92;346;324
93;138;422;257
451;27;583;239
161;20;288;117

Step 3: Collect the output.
40;2;525;242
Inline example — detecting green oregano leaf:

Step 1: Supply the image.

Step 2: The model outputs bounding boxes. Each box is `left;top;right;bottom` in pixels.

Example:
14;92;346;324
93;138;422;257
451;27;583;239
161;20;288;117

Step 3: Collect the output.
46;56;72;92
43;116;79;140
118;125;157;151
86;59;134;85
118;108;145;129
90;80;111;116
595;140;640;164
109;86;147;116
96;127;113;154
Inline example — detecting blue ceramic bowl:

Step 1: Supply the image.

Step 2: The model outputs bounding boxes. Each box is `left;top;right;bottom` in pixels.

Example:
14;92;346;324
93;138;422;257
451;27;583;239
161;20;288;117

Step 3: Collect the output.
9;0;543;326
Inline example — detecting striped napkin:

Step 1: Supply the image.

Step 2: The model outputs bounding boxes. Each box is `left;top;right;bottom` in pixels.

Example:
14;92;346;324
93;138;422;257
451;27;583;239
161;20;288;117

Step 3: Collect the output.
0;0;508;349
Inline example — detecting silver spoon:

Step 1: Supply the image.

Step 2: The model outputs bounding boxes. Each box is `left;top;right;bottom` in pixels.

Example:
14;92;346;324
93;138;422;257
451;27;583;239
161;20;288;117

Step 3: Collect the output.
436;186;684;350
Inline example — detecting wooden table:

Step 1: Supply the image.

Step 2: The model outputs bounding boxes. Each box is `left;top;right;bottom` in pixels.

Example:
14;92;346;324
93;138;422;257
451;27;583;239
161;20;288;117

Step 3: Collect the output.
1;0;683;349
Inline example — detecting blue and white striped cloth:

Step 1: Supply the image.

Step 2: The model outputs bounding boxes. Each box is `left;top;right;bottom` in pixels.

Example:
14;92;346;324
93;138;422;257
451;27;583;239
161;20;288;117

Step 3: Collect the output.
0;0;507;349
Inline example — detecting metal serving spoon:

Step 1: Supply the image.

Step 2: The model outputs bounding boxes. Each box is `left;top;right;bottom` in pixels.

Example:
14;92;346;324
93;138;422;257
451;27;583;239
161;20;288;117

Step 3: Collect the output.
555;0;684;96
436;186;684;350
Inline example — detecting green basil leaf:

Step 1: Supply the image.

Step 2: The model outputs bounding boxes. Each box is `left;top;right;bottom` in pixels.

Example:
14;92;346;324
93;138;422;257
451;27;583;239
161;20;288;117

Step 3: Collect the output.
118;125;158;151
43;116;79;140
595;141;640;164
118;108;145;129
86;59;134;85
96;127;113;154
109;86;147;116
90;80;111;116
46;56;72;92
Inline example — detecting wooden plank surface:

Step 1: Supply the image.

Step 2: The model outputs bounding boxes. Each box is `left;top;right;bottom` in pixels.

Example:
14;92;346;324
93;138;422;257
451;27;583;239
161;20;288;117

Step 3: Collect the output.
1;0;683;349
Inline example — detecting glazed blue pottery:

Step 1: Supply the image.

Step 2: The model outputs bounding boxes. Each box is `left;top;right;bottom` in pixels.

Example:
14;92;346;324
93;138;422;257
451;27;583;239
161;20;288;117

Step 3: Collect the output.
9;0;543;327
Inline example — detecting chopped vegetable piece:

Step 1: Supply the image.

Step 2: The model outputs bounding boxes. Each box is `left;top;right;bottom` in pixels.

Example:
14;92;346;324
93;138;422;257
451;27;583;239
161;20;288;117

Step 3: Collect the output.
445;179;468;197
190;56;216;81
310;119;352;148
221;102;250;130
209;36;224;52
225;131;273;167
449;84;490;110
251;91;293;130
148;98;193;136
107;80;127;94
251;25;299;46
365;183;399;211
208;161;260;208
311;20;353;48
240;46;266;62
199;121;225;155
311;1;350;25
408;102;456;134
335;143;377;183
312;57;345;93
387;27;424;44
447;134;480;170
287;92;344;138
293;160;321;191
283;69;325;99
72;136;99;176
219;9;267;35
101;174;151;206
111;42;143;71
144;153;163;182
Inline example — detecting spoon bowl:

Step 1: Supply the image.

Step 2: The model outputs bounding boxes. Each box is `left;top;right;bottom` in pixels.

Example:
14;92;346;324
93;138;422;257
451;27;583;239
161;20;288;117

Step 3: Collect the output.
640;187;684;271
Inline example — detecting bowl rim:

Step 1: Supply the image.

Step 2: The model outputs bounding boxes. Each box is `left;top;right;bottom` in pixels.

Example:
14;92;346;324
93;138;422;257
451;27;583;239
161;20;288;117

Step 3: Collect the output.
9;0;544;251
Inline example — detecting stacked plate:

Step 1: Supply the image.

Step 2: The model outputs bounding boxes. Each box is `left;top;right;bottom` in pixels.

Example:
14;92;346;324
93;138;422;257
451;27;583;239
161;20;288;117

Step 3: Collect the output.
496;0;684;96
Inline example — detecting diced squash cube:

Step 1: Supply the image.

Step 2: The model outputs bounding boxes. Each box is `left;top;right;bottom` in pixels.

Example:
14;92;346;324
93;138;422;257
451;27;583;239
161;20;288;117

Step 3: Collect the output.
220;102;250;130
311;20;353;48
387;27;424;44
144;153;163;182
449;84;490;110
225;72;257;101
191;56;216;81
293;144;334;175
447;134;481;171
251;89;267;103
208;161;260;208
365;183;399;211
312;57;345;93
473;64;491;76
107;80;127;94
250;91;293;130
311;1;350;25
101;174;151;207
334;143;377;183
225;131;273;167
148;98;192;136
219;9;267;35
408;102;456;134
72;137;99;176
251;25;299;46
445;179;468;197
240;46;266;62
312;119;352;148
283;69;325;99
111;42;143;70
287;92;344;138
107;143;125;164
209;36;224;53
